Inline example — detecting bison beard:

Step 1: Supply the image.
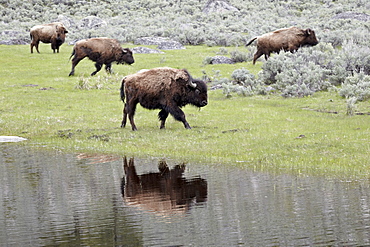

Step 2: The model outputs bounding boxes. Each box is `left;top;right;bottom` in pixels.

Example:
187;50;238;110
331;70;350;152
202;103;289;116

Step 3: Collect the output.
120;67;208;131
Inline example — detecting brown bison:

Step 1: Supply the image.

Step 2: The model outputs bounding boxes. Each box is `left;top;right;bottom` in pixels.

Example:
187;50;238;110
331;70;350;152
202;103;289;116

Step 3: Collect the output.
30;22;68;53
246;26;319;64
122;157;207;215
68;37;134;76
120;67;208;131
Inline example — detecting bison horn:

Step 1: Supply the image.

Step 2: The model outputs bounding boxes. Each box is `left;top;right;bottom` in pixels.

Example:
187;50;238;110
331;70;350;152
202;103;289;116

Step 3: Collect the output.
188;79;197;88
184;70;197;88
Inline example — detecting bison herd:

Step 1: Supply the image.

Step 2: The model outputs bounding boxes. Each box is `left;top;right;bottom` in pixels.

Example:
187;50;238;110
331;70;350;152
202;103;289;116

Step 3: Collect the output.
28;22;319;130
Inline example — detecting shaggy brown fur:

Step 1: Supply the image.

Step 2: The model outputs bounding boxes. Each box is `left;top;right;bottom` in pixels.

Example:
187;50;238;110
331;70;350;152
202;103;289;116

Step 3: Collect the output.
120;67;208;130
246;26;319;64
30;22;68;53
68;37;134;76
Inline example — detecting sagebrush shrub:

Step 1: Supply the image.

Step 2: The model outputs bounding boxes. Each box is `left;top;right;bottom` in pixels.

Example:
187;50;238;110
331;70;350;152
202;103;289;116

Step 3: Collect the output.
339;40;370;76
259;41;370;97
221;68;266;97
230;49;248;63
231;68;255;85
260;50;331;97
339;72;370;101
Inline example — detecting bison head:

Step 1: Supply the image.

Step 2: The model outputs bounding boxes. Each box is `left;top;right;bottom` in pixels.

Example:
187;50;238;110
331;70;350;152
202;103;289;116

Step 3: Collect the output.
303;28;319;46
117;48;135;65
55;25;68;44
187;79;208;108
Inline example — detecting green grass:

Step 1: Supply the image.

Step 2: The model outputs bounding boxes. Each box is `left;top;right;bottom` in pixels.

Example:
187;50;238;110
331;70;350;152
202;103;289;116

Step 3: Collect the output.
1;44;370;179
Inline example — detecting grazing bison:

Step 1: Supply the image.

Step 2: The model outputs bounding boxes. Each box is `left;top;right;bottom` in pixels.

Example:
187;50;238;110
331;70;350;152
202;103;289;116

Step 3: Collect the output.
30;22;68;53
246;26;319;64
120;67;208;131
68;37;134;76
122;157;207;215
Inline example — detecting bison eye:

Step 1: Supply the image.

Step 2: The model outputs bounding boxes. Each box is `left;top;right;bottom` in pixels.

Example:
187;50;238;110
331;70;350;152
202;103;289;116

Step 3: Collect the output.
195;89;200;94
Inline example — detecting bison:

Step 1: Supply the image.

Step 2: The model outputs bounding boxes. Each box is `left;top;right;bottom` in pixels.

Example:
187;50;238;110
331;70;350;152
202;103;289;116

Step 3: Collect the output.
120;67;208;131
30;22;68;53
122;157;207;215
68;37;134;76
246;26;319;64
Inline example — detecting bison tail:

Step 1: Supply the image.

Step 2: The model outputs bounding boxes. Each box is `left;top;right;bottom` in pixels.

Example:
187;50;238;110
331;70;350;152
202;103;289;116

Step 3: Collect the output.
68;48;75;61
245;37;257;47
120;77;126;102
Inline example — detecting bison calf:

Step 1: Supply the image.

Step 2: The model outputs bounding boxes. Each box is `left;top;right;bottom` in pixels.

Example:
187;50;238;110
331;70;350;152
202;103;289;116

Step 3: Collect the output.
120;67;208;131
68;38;134;76
30;22;68;53
246;26;319;64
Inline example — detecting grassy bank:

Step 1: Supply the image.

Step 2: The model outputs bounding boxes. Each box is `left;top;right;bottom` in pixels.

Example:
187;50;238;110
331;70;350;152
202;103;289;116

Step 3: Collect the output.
1;44;370;179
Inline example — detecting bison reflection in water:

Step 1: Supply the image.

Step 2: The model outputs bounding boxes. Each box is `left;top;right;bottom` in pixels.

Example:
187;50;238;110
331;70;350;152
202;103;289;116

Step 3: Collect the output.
121;157;207;215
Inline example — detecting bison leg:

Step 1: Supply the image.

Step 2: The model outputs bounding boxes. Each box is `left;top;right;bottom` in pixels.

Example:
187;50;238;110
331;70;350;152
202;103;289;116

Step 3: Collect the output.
252;49;264;64
158;109;169;129
105;63;112;74
168;107;191;129
51;43;57;53
124;100;138;131
69;56;85;76
31;41;40;54
91;63;103;76
121;103;128;128
35;43;40;53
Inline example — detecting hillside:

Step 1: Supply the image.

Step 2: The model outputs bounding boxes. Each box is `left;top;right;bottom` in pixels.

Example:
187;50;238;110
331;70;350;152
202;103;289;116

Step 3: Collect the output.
1;0;369;47
1;0;370;100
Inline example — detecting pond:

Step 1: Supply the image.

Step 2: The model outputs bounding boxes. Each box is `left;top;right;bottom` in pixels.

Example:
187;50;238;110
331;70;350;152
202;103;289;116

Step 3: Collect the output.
1;144;370;246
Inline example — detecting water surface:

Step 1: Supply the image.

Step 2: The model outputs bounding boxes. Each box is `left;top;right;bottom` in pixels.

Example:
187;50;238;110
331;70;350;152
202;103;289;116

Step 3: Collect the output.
1;144;370;246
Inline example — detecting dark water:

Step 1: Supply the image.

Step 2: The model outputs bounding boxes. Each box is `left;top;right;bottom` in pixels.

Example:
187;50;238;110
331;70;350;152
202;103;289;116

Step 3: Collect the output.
1;144;370;246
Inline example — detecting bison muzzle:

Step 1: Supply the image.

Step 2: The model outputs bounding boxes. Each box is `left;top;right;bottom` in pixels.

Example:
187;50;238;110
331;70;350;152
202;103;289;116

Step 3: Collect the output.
68;37;134;76
246;26;319;64
120;67;208;131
